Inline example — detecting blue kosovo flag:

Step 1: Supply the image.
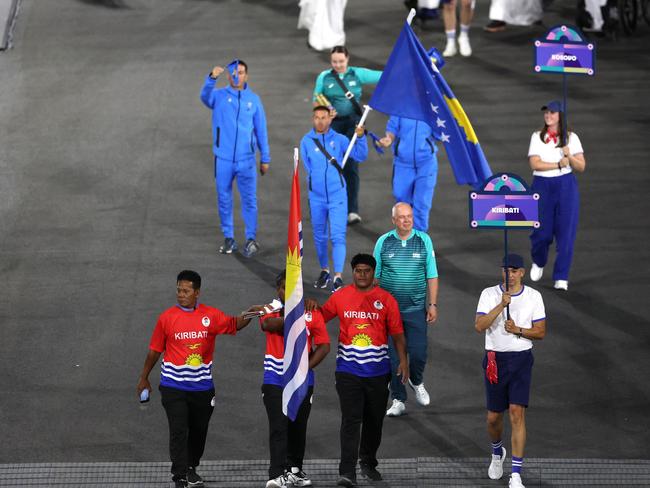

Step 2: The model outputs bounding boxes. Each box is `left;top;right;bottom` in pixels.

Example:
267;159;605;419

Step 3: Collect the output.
369;23;492;187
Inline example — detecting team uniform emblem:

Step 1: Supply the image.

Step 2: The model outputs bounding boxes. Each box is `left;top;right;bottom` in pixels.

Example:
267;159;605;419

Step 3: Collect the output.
373;300;384;310
202;316;211;327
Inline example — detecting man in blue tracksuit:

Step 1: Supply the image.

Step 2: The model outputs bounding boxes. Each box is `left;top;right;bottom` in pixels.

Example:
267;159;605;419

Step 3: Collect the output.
378;116;441;233
200;60;271;258
300;106;368;292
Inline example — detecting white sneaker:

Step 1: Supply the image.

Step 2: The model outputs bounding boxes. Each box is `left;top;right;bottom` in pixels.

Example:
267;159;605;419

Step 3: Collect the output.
287;468;312;487
509;472;526;488
554;280;569;290
458;34;472;56
443;40;457;57
530;263;543;282
408;379;430;406
386;399;406;417
488;446;506;480
266;474;287;488
347;212;362;224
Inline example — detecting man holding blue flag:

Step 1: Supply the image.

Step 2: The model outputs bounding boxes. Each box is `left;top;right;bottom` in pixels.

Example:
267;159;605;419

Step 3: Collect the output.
200;60;271;258
378;117;441;232
368;23;492;188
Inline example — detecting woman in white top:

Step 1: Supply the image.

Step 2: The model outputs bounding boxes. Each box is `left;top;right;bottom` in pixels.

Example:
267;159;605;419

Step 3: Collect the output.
527;101;586;291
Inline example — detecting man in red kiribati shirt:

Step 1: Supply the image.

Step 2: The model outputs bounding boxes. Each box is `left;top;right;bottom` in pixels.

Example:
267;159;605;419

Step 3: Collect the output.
317;253;409;487
260;270;330;488
137;270;260;488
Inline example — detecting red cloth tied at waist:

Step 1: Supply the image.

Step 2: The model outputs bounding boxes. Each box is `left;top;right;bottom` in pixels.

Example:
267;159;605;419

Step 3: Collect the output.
486;351;498;384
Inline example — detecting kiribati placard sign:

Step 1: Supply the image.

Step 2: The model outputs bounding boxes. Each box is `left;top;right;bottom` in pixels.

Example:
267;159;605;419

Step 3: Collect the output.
534;25;594;76
469;174;539;229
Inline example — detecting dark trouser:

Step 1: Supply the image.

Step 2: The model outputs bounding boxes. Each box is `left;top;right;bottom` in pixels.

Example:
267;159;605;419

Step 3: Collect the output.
388;309;428;401
262;384;314;479
332;115;360;214
335;372;391;476
160;386;214;481
529;173;579;281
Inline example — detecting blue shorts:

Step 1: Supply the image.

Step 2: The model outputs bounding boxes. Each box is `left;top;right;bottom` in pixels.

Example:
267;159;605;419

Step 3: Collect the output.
483;350;534;412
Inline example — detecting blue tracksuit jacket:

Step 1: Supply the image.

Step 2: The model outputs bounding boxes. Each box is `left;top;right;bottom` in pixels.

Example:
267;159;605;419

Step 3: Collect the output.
200;75;271;163
300;128;368;203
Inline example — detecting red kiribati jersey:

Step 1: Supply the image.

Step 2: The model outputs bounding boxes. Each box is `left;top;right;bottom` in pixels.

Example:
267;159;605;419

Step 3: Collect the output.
261;309;330;386
320;285;403;377
150;304;237;391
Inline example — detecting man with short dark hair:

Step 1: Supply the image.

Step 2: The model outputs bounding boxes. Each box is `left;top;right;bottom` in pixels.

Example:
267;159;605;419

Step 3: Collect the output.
260;270;330;488
200;60;271;258
137;270;260;488
300;106;368;293
318;253;408;487
475;254;546;488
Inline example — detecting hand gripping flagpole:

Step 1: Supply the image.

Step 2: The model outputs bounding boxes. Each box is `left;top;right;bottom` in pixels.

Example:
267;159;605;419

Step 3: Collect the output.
341;9;417;170
340;104;372;169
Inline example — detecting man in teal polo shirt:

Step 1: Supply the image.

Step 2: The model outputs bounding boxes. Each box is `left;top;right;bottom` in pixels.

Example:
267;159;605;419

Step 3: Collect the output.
373;202;439;417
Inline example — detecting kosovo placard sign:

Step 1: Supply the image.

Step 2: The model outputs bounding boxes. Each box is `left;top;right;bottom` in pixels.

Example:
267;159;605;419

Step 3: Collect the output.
469;173;539;229
534;24;595;76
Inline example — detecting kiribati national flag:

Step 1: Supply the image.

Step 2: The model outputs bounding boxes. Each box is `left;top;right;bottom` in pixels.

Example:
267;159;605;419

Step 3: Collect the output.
282;151;309;421
369;22;492;187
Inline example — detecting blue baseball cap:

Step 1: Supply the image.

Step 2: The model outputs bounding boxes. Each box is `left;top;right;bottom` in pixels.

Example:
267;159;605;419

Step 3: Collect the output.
502;253;525;269
541;100;563;112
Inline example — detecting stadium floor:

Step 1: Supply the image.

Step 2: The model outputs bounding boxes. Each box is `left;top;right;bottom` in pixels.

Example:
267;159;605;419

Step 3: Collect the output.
1;0;649;486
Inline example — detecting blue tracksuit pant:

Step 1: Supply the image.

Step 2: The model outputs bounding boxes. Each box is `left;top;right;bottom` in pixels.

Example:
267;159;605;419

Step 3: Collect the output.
215;156;257;240
388;309;428;402
530;173;579;281
392;159;438;232
309;196;347;273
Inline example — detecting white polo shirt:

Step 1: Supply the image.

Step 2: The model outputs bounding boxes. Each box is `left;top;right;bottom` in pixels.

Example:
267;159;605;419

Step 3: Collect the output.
528;131;583;178
476;284;545;352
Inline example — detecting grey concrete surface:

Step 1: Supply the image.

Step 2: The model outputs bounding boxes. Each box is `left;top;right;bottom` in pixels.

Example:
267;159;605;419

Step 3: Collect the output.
0;0;649;481
0;0;19;50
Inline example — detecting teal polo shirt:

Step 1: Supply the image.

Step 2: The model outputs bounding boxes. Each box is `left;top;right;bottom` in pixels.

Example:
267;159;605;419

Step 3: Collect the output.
373;229;438;313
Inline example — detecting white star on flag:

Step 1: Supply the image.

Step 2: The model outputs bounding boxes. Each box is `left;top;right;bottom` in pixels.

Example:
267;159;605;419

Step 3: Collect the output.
436;118;446;128
430;103;439;114
440;133;451;143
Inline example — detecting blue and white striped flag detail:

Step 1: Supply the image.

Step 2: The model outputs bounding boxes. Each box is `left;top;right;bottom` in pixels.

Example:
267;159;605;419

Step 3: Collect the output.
282;150;310;421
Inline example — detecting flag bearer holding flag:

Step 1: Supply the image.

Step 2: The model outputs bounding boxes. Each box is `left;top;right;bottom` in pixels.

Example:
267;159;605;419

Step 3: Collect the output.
300;106;368;293
260;271;330;488
312;253;408;487
264;152;330;487
378;117;442;232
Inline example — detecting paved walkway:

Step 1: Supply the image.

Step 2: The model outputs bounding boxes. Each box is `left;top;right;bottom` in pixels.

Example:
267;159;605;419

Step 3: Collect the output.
3;457;650;487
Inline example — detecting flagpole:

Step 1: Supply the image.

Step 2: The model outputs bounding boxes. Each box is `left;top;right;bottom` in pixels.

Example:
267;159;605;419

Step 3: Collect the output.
294;147;299;170
340;104;372;169
407;8;416;25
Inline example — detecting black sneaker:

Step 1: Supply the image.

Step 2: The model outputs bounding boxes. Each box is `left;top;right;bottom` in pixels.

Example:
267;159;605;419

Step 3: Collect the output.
219;237;237;254
187;467;204;487
314;270;331;289
336;474;356;487
331;277;343;293
241;238;260;258
174;478;188;488
484;20;506;32
360;463;382;481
